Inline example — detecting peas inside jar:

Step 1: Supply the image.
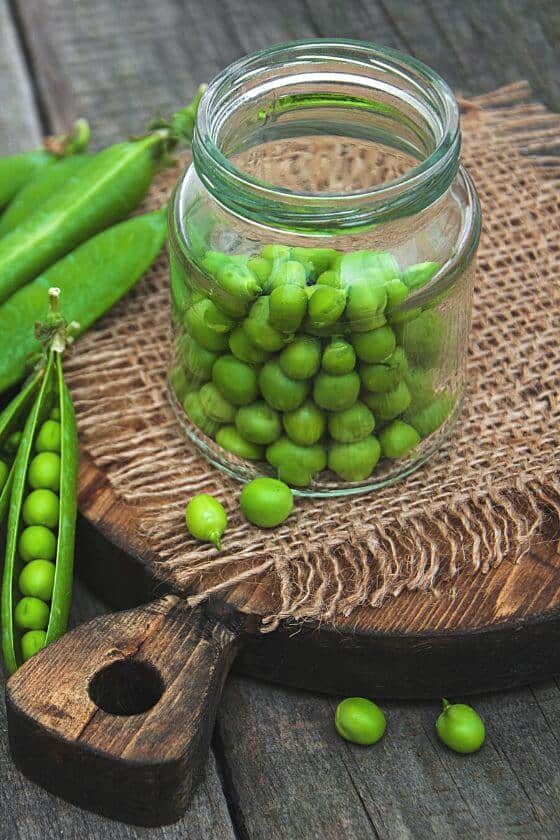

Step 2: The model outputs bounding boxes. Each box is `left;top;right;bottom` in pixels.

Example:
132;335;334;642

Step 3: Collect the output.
168;41;480;496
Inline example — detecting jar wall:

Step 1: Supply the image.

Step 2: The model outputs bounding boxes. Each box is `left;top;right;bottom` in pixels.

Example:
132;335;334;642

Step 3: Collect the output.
167;41;480;496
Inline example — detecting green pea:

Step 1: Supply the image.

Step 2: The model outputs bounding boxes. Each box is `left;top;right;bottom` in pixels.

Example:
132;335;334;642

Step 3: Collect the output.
384;278;409;309
18;525;57;563
212;355;259;406
291;247;338;277
404;395;453;439
261;244;291;263
185;493;227;550
316;269;341;288
184;298;233;352
22;489;59;529
35;420;61;453
18;559;56;601
328;436;381;482
200;249;234;278
0;458;9;491
379;419;420;459
269;285;308;332
235;401;282;445
170;364;193;404
279;336;321;380
259;361;309;411
436;699;485;754
5;430;22;454
215;426;264;461
397;310;445;367
402;261;439;290
240;477;294;528
214;260;261;317
20;629;47;662
335;697;387;745
183;391;221;437
50;406;61;420
307;285;347;330
199;382;237;424
243;297;292;352
328;402;375;443
360;346;408;393
265;259;307;292
228;326;271;364
14;596;50;631
346;283;387;332
338;250;400;288
404;367;436;412
267;436;327;486
27;452;61;492
352;325;396;363
322;338;356;375
247;256;272;284
363;380;412;421
313;371;360;412
283;400;326;446
181;336;219;382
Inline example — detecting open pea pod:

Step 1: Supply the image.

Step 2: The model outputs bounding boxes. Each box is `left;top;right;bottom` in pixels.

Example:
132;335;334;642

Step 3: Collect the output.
0;372;42;523
1;351;77;674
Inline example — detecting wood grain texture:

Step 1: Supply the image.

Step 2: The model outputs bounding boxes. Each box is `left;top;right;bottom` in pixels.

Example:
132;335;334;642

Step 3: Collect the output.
216;674;560;839
76;454;560;698
7;597;245;826
3;0;560;835
12;0;560;148
0;0;42;151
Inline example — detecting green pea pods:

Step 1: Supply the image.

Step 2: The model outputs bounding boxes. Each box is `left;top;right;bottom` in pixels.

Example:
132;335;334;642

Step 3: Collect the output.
2;351;78;674
0;153;91;237
0;373;42;523
0;209;167;394
0;120;89;211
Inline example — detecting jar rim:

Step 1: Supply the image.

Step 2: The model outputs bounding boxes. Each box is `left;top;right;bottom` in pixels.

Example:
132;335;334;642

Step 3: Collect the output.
193;39;461;231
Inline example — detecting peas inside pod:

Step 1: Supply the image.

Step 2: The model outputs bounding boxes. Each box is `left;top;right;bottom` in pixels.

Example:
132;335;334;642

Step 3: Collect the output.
170;243;454;489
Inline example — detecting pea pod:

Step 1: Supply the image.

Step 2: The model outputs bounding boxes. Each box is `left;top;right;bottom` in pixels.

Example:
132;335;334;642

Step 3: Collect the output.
0;209;167;394
0;94;202;305
0;154;91;237
0;120;89;211
0;373;42;522
1;349;78;674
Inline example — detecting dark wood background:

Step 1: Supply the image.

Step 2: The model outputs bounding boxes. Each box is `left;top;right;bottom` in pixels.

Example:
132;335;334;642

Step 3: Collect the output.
1;1;560;837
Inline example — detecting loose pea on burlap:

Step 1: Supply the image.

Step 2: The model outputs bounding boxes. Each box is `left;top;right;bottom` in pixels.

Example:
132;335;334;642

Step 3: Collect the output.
65;82;560;630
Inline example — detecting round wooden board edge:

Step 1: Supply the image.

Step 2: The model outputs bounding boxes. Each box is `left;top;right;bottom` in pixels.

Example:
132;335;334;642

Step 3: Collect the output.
76;452;560;698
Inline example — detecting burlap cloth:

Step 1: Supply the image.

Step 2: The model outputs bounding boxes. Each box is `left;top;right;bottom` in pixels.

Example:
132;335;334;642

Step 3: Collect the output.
64;82;560;630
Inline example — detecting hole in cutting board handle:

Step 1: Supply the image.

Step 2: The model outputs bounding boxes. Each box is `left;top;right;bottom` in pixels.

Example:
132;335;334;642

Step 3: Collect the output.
88;660;164;716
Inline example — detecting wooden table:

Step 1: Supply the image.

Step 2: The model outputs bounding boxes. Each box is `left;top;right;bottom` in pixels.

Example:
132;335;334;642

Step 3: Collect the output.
1;2;559;837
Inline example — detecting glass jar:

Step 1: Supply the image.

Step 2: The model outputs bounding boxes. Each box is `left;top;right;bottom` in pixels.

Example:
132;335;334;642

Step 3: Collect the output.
168;40;481;496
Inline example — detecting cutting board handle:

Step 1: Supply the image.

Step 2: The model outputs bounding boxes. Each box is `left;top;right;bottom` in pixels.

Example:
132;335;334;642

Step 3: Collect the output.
6;595;249;826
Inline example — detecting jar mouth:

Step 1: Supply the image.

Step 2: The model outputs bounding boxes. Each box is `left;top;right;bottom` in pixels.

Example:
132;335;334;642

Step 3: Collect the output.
193;39;461;231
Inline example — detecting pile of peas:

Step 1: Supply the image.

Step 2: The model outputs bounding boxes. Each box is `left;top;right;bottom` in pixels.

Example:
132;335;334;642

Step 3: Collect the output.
171;244;454;488
12;408;62;662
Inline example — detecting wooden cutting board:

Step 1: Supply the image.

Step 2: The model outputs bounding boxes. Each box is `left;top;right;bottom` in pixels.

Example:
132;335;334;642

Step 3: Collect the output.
6;451;560;826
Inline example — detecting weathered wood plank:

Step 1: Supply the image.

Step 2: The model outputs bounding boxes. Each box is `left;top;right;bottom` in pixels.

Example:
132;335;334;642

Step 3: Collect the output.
0;0;42;151
216;676;560;839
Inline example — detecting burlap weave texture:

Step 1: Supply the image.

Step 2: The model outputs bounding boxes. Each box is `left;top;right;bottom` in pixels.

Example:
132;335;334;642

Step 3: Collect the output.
64;82;560;628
